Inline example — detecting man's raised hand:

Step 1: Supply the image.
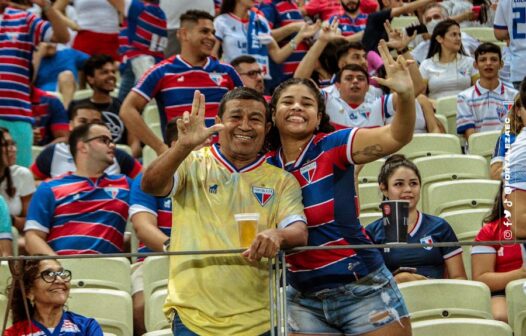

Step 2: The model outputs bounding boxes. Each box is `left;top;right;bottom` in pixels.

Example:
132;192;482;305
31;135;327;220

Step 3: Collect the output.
176;90;224;149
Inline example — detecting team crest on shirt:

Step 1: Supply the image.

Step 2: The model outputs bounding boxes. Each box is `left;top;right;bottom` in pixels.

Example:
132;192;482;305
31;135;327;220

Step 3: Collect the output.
500;101;514;120
300;161;317;184
209;72;224;86
252;186;274;206
61;320;80;332
104;187;120;199
420;236;434;250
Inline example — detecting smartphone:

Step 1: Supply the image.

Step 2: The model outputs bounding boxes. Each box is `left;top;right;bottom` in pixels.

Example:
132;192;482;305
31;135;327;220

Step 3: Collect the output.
393;267;418;275
405;23;428;36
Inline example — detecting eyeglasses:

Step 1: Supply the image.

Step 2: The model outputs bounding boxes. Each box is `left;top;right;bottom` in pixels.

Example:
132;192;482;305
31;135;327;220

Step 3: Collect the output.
38;269;72;283
238;70;263;79
83;135;114;146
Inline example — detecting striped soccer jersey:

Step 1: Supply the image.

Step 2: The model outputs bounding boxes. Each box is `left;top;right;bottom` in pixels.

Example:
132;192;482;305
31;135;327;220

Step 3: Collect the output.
122;0;167;62
25;173;132;254
0;7;51;123
259;0;308;78
267;128;385;294
31;88;69;146
129;173;172;262
329;12;368;36
456;80;517;134
133;55;242;132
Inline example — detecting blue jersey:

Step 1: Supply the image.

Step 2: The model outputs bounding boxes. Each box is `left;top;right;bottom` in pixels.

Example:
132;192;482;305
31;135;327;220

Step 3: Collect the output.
129;173;172;261
267;129;384;293
366;211;462;279
5;311;103;336
25;173;131;254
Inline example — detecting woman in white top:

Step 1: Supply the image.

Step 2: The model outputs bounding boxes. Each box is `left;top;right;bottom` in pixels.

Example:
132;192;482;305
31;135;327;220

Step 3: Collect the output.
213;0;319;80
0;128;36;234
419;19;478;100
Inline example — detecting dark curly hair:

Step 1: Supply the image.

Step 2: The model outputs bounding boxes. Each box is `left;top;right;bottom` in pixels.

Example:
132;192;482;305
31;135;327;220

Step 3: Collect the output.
378;154;422;201
0;127;16;198
267;78;334;151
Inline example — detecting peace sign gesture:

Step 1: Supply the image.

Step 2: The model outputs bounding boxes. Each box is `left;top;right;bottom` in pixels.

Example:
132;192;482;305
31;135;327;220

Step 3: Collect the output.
176;90;224;149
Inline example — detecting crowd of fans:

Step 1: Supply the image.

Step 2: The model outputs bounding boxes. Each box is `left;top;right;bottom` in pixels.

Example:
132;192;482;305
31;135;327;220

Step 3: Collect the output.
0;0;525;335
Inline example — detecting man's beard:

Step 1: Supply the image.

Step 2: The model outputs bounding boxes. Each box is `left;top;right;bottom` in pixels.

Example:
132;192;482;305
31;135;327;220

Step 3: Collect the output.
342;1;360;13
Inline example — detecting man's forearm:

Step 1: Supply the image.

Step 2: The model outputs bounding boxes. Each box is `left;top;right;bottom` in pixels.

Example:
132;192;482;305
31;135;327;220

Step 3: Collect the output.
25;230;56;256
142;142;192;196
44;6;70;43
277;221;308;249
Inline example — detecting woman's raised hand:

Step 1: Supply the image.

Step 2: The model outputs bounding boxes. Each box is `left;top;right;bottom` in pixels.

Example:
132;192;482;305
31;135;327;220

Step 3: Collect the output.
372;40;415;98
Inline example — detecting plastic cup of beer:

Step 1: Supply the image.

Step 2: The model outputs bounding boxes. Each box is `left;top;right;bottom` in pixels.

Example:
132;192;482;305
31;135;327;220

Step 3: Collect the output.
235;213;260;248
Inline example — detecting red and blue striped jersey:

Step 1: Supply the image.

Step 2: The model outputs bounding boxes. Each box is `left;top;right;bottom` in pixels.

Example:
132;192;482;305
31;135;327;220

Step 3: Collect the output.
329;12;368;36
123;0;167;62
0;7;52;123
266;128;384;293
5;311;103;336
259;0;307;78
25;173;131;255
118;19;133;64
129;173;172;262
133;55;243;132
31;88;69;146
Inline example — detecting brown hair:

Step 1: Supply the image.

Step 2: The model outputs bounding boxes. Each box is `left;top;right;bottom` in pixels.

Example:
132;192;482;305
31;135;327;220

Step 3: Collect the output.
378;154;422;200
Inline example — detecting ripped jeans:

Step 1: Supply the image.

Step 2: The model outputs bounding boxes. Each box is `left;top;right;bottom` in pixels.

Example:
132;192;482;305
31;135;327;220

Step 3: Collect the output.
286;264;409;335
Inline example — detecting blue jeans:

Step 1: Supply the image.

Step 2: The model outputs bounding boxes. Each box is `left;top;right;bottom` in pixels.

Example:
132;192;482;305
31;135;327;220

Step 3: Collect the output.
118;62;136;103
171;314;272;336
287;264;409;335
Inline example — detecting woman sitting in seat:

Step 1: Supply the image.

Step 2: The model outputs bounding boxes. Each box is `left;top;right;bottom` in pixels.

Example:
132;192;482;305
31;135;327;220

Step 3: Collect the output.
471;184;525;322
4;258;103;335
366;154;467;283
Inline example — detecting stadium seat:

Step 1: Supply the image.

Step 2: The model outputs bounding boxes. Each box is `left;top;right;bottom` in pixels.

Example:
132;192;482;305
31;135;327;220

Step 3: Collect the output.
462;245;473;280
468;130;501;163
143;330;172;336
357;159;385;184
145;288;170;332
505;279;526;336
435;95;457;135
461;27;498;43
435;114;448;134
358;183;382;214
413;154;489;211
60;257;131;293
426;179;500;215
0;261;9;296
412;318;512;336
31;145;44;163
143;104;160;125
398;279;492;322
143;145;157;167
391;16;420;30
116;144;132;155
143;256;169;305
440;208;489;242
73;89;94;101
359;212;382;227
68;288;132;336
395;134;462;160
11;226;18;256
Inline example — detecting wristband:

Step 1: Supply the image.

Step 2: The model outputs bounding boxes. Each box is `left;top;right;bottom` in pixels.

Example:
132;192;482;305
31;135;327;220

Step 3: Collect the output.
42;0;52;11
290;38;298;50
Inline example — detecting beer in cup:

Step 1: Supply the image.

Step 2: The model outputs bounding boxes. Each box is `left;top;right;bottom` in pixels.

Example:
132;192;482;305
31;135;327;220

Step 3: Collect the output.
234;213;260;248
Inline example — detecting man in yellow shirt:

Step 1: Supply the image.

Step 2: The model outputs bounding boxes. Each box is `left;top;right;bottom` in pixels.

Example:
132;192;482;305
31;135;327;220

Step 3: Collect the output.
142;87;307;336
